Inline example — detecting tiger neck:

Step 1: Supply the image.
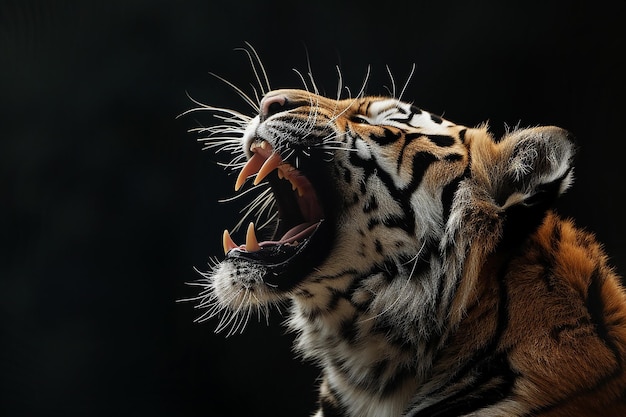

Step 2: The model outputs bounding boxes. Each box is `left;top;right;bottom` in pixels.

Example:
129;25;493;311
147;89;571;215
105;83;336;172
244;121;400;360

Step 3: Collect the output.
288;252;460;391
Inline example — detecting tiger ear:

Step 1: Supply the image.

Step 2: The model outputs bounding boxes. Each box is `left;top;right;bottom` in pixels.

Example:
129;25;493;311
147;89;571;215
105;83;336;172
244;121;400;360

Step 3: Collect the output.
493;126;575;210
446;126;576;253
483;126;576;247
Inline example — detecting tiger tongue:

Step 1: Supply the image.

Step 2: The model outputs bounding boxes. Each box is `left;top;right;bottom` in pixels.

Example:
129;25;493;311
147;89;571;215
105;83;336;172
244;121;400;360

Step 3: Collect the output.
254;221;320;247
278;222;319;243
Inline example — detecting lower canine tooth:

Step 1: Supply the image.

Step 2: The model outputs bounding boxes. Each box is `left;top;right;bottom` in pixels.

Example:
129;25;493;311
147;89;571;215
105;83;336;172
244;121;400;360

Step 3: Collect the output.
245;222;261;252
223;229;238;255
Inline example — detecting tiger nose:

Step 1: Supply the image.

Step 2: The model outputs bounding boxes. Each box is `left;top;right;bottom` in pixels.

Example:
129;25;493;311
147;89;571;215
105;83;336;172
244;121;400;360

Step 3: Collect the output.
260;94;286;120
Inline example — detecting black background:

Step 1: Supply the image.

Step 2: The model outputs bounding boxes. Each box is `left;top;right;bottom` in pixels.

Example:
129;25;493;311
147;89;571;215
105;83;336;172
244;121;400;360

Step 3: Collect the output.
2;1;626;416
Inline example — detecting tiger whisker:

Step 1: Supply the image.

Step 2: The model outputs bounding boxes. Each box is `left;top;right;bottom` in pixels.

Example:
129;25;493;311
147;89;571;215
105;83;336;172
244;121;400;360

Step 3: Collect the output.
303;45;320;96
234;45;271;97
397;63;416;103
384;65;397;98
323;67;371;128
335;65;344;101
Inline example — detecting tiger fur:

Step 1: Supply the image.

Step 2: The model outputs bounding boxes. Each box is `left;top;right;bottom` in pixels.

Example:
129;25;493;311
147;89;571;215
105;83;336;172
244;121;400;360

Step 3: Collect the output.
189;79;626;416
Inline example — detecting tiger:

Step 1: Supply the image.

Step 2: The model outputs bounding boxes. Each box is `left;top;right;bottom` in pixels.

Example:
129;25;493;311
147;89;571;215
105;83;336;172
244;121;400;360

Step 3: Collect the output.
187;54;626;416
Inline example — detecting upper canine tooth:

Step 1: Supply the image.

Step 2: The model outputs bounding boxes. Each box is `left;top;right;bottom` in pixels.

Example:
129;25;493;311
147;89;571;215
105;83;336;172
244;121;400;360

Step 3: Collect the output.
235;153;265;191
245;222;261;252
254;152;283;185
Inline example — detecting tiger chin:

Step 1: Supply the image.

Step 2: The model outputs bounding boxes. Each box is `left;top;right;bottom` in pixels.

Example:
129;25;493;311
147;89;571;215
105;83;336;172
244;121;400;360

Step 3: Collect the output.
190;81;626;416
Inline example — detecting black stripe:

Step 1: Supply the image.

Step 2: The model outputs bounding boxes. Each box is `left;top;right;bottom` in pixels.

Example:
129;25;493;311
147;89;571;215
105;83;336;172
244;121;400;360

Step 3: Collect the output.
412;353;517;416
396;132;423;174
387;107;424;127
441;166;470;224
374;239;383;254
326;287;348;312
443;153;463;162
389;107;415;124
363;100;373;116
367;217;380;230
382;213;414;233
399;245;433;279
349;148;417;235
370;127;402;145
363;195;378;213
587;268;622;366
342;166;352;183
458;128;467;143
537;222;561;291
410;105;423;114
314;268;360;282
427;134;455;147
430;113;443;124
407;151;438;193
339;313;360;344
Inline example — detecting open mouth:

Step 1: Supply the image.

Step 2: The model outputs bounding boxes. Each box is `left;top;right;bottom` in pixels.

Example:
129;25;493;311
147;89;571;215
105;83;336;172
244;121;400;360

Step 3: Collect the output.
221;140;333;288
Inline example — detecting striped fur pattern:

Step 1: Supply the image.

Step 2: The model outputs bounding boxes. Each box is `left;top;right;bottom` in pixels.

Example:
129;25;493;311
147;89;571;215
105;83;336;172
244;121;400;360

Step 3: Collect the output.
190;84;626;416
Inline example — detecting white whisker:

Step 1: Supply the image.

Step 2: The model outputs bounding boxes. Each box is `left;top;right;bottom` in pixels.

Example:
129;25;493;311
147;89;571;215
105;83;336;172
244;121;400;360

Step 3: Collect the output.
243;41;271;94
293;68;310;93
303;46;320;95
385;64;397;98
235;45;271;98
209;72;260;113
357;65;371;99
335;65;343;101
397;63;416;103
323;67;370;128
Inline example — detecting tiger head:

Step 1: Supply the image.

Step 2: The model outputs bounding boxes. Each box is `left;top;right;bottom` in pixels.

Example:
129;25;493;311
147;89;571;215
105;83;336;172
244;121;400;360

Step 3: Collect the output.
195;87;575;339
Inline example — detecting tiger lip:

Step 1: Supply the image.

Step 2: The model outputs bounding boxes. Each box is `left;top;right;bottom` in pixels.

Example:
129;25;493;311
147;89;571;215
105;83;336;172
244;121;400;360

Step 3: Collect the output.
222;140;324;255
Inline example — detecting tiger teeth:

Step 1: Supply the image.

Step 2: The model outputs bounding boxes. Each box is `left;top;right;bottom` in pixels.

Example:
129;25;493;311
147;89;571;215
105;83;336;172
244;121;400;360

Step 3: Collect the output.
235;142;301;194
236;159;304;197
222;229;238;255
235;152;265;191
245;222;261;252
254;152;283;185
222;224;262;254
